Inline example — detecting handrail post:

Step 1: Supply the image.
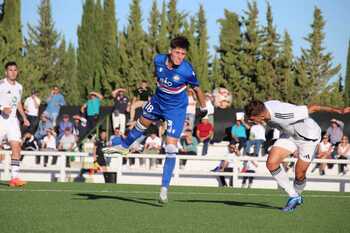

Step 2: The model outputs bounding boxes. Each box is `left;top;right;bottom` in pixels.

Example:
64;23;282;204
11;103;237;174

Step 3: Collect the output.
59;152;66;182
232;155;239;188
3;150;11;180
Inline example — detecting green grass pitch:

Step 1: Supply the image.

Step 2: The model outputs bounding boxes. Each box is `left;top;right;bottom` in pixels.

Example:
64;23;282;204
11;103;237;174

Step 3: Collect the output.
0;182;349;233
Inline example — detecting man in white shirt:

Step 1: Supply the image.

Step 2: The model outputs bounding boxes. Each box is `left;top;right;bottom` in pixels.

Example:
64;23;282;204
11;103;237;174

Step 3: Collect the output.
244;100;343;212
0;61;30;187
24;89;41;134
244;123;266;157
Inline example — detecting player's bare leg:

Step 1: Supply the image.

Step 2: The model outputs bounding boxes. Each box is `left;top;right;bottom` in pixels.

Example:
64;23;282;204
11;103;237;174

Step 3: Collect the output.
294;159;310;195
266;146;302;212
8;141;27;187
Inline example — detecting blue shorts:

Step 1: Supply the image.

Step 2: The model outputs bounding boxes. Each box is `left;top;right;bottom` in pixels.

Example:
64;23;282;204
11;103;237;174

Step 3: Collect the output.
142;97;186;139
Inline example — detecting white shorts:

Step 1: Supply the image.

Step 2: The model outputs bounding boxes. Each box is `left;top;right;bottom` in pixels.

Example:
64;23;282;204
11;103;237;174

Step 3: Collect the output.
0;116;22;142
273;138;320;162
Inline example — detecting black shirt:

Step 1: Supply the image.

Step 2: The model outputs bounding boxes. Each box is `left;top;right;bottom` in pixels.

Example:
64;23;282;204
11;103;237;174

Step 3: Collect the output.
113;95;129;114
134;87;152;101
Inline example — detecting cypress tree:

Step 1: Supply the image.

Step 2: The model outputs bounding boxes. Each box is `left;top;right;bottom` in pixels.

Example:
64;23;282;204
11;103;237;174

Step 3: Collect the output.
277;31;295;102
297;7;341;103
344;40;350;106
0;0;22;64
102;0;119;94
26;0;61;97
218;9;250;107
167;0;184;38
239;1;261;101
77;0;104;98
157;0;168;53
257;2;280;100
124;0;147;92
144;0;160;88
195;4;210;91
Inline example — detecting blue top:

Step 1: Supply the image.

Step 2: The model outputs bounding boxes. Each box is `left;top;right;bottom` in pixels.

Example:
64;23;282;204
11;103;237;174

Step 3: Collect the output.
110;135;122;146
231;124;247;138
86;98;100;116
153;54;199;109
46;94;65;114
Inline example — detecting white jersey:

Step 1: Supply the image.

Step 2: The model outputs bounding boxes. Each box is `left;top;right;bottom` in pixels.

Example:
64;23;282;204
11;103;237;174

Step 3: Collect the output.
264;100;321;141
0;78;23;119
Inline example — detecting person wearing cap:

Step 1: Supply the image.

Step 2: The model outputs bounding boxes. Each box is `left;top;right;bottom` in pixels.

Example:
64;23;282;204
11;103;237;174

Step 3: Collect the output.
195;116;214;156
244;99;343;212
81;91;104;132
24;89;41;134
326;118;344;148
72;114;87;140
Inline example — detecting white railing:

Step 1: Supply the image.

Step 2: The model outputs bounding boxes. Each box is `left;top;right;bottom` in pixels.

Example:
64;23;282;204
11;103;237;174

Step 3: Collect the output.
0;150;349;188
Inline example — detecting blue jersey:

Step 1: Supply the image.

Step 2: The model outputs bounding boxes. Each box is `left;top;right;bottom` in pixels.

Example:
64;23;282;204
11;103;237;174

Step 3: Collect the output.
153;54;199;109
141;54;200;139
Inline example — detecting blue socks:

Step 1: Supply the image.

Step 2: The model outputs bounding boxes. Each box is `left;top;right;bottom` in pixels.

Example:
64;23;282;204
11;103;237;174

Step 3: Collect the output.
161;157;176;188
122;120;146;148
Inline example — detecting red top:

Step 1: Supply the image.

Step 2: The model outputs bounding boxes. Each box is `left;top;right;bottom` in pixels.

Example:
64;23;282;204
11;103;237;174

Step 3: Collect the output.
197;122;213;138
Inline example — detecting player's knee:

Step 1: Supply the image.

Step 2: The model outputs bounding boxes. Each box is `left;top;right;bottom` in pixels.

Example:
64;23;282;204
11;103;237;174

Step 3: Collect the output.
266;159;278;171
165;144;178;155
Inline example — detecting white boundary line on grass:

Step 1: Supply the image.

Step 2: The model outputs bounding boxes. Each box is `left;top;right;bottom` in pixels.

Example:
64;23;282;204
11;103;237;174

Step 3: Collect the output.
0;188;350;199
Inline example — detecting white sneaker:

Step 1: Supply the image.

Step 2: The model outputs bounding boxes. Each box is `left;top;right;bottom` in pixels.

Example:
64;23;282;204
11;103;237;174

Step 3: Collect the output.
102;145;129;155
159;187;168;204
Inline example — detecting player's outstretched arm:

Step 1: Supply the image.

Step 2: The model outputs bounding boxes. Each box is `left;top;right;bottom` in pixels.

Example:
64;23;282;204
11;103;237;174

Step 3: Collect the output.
343;107;350;114
192;86;207;117
307;104;343;114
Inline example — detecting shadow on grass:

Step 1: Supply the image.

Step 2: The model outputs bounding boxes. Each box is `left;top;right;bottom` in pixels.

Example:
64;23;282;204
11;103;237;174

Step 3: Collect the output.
74;193;163;208
0;182;9;187
176;199;280;210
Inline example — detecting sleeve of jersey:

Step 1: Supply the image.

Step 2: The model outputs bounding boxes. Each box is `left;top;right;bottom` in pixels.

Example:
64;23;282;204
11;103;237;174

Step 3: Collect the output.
186;64;200;87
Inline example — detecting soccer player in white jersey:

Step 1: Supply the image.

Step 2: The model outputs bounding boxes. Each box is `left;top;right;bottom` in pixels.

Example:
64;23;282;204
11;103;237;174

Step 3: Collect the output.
244;100;343;212
0;61;30;187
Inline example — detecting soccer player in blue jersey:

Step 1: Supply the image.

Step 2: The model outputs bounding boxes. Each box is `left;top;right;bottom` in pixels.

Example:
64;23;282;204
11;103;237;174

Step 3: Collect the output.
104;36;207;203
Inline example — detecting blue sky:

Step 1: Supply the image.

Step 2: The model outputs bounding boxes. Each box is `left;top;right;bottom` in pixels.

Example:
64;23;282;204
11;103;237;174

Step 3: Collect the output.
22;0;350;79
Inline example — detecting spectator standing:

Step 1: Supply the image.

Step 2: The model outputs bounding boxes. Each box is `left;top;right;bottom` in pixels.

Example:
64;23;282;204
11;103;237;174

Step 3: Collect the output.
81;91;104;132
195;116;214;156
128;80;152;124
111;88;129;134
23;90;41;134
185;88;197;129
244;123;266;157
58;114;73;139
205;92;215;127
45;86;65;126
337;135;350;175
72;114;87;141
93;130;109;175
